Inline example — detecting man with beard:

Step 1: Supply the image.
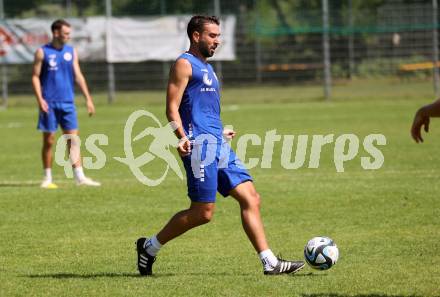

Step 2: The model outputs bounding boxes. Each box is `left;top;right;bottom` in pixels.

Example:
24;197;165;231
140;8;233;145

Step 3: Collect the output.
136;15;304;276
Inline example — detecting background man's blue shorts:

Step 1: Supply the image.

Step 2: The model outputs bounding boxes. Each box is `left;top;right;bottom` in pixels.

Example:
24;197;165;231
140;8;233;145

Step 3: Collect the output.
37;101;78;132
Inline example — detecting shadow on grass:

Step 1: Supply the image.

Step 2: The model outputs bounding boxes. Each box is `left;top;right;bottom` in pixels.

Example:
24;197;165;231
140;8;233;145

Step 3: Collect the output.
25;272;141;279
294;272;327;277
302;293;430;297
24;272;252;278
156;272;323;277
0;182;39;188
24;271;322;279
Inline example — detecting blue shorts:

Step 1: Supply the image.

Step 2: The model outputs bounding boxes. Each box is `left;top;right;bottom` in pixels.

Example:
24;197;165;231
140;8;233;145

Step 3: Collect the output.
37;101;78;132
181;140;253;203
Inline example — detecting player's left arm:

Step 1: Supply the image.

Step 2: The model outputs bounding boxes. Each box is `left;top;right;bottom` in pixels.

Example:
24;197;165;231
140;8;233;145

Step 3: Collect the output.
73;48;95;116
223;127;236;140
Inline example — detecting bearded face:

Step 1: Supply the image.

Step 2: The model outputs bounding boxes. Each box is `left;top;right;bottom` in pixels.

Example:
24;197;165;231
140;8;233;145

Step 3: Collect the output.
195;23;220;58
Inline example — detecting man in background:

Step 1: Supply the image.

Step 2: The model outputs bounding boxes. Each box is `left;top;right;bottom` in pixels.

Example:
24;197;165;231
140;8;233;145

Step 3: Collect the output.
32;19;100;188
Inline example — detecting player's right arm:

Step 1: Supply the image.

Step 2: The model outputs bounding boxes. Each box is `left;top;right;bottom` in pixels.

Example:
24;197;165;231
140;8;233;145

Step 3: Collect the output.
166;58;192;156
411;98;440;143
31;48;48;113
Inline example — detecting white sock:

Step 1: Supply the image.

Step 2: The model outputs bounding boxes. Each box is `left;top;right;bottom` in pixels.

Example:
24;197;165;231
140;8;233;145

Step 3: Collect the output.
144;235;162;257
44;168;52;182
73;167;86;181
259;249;278;271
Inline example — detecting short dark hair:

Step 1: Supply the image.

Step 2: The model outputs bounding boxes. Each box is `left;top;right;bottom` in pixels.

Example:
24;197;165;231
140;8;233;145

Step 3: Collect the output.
51;19;70;33
187;15;220;42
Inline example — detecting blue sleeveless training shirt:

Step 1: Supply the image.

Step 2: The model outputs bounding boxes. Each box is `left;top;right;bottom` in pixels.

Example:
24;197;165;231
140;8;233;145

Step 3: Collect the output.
178;52;223;143
40;44;75;102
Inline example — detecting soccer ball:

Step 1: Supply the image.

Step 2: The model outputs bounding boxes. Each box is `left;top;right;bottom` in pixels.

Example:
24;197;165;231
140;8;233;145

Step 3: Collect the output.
304;236;339;270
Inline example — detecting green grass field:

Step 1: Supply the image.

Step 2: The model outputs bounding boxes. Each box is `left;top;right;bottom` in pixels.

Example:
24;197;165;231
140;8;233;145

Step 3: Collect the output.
1;79;440;297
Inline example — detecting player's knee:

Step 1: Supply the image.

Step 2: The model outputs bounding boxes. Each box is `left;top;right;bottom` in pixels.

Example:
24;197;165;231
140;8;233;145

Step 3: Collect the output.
241;191;261;210
252;192;261;209
43;135;55;148
193;204;215;224
199;212;213;224
200;208;215;224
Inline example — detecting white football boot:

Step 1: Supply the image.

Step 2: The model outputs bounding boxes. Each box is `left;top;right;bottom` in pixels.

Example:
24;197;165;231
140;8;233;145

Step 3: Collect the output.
76;177;101;187
40;178;58;189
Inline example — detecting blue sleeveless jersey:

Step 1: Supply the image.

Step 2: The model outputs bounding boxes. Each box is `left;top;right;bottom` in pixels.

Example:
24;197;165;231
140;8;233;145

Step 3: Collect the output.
40;44;75;102
178;52;223;143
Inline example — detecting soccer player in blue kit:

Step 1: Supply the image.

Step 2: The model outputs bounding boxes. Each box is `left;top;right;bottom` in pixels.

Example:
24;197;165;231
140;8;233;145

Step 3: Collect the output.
136;15;304;275
32;19;100;188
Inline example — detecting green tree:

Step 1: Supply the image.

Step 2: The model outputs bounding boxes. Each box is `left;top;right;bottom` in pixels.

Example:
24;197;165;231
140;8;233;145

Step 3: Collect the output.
4;0;43;17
